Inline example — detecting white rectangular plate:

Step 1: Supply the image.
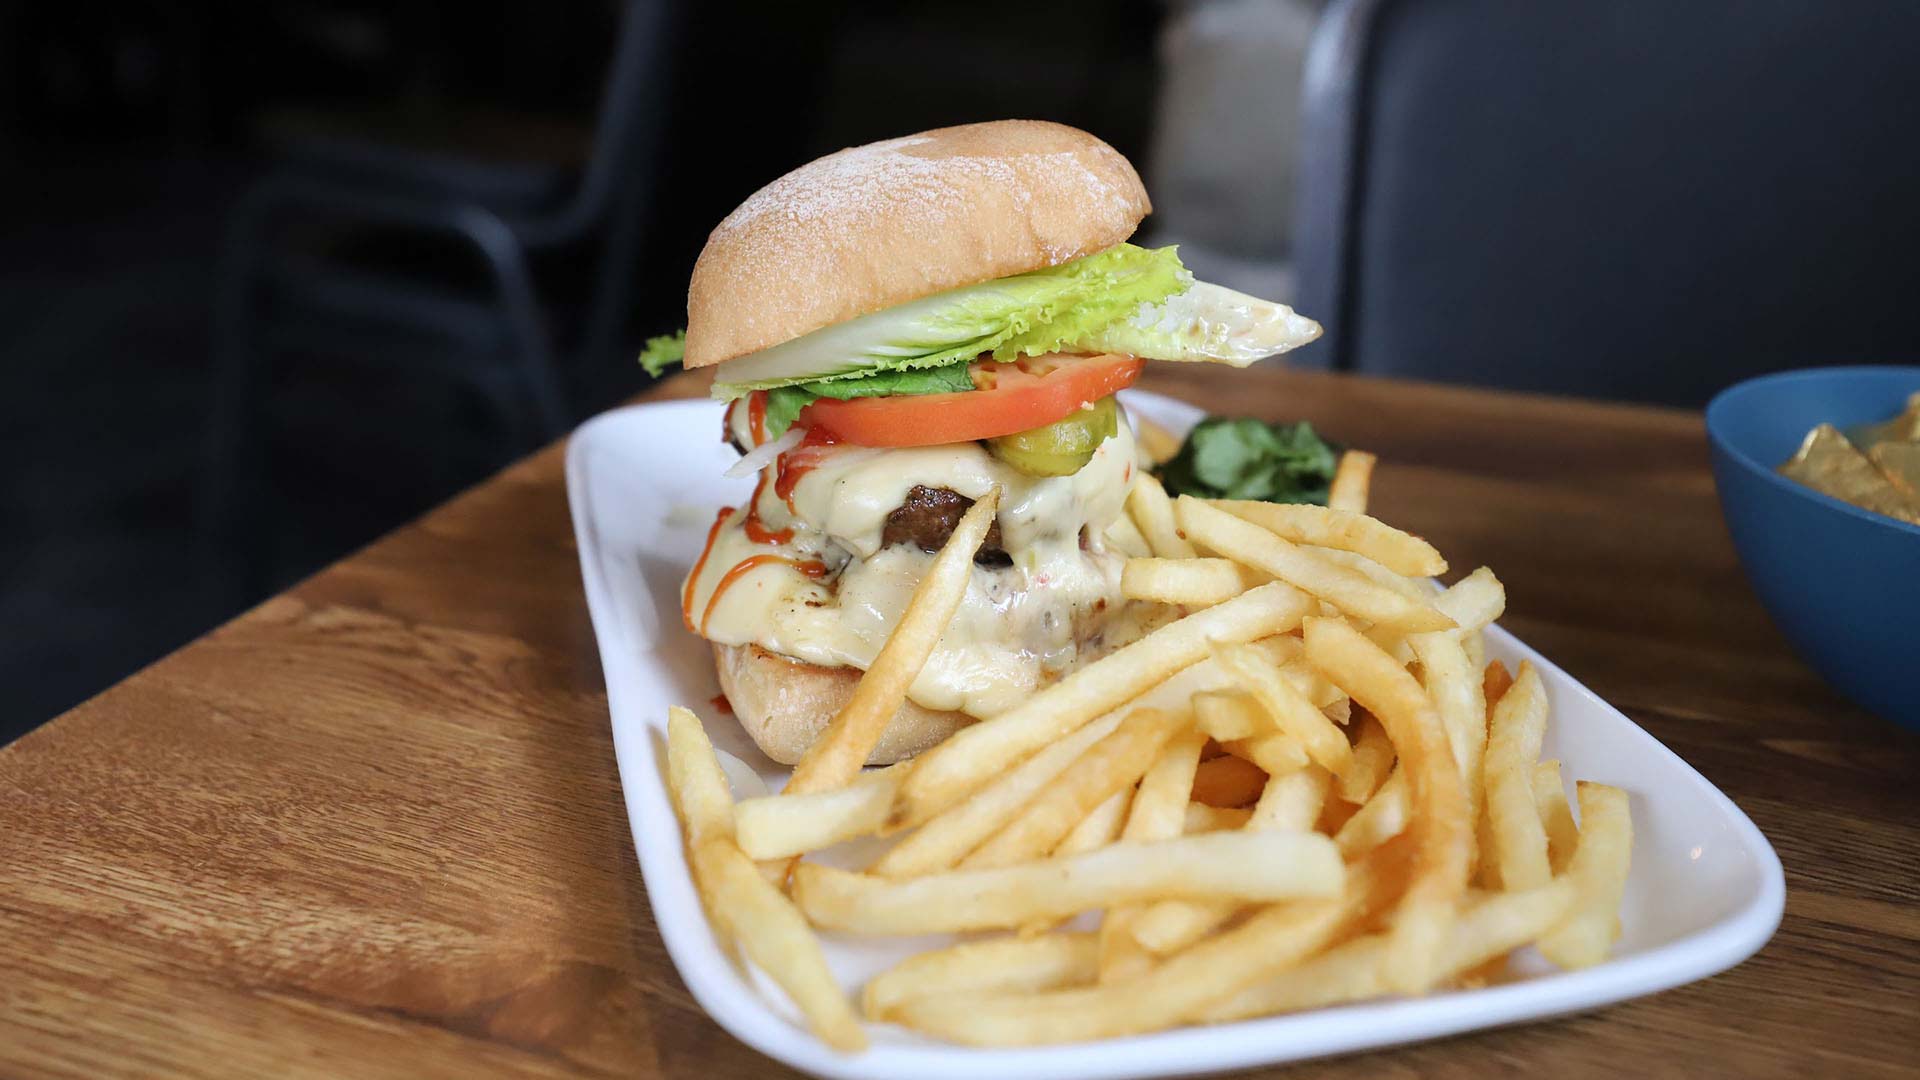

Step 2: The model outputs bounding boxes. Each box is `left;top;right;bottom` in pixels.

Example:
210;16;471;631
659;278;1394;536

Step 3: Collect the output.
566;390;1784;1080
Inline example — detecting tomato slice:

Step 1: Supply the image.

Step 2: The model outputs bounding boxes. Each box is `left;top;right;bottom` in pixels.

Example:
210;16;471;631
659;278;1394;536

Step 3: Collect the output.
798;353;1145;447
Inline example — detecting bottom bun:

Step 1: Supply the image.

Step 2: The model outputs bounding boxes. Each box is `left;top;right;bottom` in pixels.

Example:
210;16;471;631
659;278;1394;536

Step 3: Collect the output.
713;643;974;766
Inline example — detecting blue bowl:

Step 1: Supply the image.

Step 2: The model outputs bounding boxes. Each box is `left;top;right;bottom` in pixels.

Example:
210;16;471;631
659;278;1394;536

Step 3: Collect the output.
1706;366;1920;730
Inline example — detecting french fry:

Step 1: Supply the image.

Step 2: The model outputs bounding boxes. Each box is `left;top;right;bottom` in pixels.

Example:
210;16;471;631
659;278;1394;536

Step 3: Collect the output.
1361;564;1501;661
1177;496;1455;633
1101;731;1207;981
1463;626;1486;677
894;581;1311;828
1122;733;1208;841
894;901;1346;1046
668;706;749;935
863;933;1100;1021
1133;415;1184;465
1328;449;1376;513
1015;788;1135;938
1484;662;1551;891
1255;637;1350;712
1102;511;1155;559
1288;662;1352;712
1408;631;1488;875
1532;760;1579;875
1255;632;1305;665
1303;617;1470;993
1335;712;1396;804
1193;690;1268;742
1365;628;1418;667
1211;500;1445;577
1453;954;1512;989
1059;788;1134;855
734;765;902;860
871;713;1124;878
668;709;865;1050
1222;732;1311;777
1182;802;1253;833
1190;753;1268;807
962;709;1187;870
1203;878;1576;1022
1214;640;1353;775
1127;472;1198;558
1483;658;1514;710
794;831;1346;935
1537;782;1633;969
1410;634;1487;780
1474;657;1512;888
1122;557;1267;607
693;838;867;1050
788;490;998;795
668;706;736;845
1309;546;1436;601
1434;567;1506;635
1252;764;1333;831
888;839;1407;1046
1335;768;1407;858
1133;767;1332;955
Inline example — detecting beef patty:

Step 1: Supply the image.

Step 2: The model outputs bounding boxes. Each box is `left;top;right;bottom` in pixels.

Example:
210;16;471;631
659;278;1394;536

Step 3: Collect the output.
882;485;1012;566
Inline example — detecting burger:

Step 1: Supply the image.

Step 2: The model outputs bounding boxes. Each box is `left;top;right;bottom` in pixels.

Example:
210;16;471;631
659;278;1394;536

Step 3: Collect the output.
643;120;1321;767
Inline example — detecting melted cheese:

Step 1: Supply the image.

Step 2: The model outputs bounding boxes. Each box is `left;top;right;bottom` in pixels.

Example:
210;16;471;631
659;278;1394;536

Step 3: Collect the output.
688;417;1143;717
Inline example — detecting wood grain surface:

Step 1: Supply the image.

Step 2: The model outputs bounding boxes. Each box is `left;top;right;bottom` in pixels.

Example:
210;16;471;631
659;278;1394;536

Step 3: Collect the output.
3;366;1915;1078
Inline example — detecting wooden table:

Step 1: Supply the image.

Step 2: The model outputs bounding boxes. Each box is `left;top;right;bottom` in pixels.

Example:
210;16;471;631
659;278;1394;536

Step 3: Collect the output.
4;367;1914;1078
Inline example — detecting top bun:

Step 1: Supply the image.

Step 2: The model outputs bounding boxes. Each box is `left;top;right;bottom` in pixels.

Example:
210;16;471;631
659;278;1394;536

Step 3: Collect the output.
684;120;1150;370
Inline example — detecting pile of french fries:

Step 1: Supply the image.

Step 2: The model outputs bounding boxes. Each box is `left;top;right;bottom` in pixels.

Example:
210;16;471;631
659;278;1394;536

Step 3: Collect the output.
665;442;1632;1052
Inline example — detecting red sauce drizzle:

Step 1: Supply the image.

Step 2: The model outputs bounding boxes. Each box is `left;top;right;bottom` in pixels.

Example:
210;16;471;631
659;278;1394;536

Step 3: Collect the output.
710;693;733;714
699;554;827;636
681;506;737;632
773;425;841;513
746;391;769;445
741;472;795;545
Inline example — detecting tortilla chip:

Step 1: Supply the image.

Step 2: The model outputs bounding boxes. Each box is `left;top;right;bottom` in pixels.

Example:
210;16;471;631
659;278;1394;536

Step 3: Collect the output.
1779;424;1920;524
1868;440;1920;502
1846;391;1920;448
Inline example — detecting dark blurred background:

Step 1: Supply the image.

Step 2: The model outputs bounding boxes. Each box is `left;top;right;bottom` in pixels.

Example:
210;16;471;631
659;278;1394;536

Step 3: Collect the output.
4;0;1917;739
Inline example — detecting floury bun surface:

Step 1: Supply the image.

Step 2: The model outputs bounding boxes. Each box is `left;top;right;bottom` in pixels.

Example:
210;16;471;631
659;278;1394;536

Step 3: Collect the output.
684;121;1150;370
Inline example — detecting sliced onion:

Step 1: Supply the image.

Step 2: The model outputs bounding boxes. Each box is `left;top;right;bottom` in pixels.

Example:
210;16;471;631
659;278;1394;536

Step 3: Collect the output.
724;424;804;479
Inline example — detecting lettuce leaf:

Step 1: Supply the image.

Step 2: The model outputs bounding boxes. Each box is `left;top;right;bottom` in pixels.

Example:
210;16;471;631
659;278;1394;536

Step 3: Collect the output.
761;361;976;437
988;246;1188;361
638;330;686;377
802;363;976;399
763;386;815;437
711;244;1189;399
1073;282;1323;367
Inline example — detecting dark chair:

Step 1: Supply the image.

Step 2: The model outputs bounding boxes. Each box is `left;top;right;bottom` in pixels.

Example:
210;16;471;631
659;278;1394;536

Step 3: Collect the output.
1292;0;1920;404
201;0;673;600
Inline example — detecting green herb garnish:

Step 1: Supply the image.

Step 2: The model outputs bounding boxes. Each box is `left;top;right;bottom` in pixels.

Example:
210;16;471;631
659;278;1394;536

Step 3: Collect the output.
1157;417;1341;504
